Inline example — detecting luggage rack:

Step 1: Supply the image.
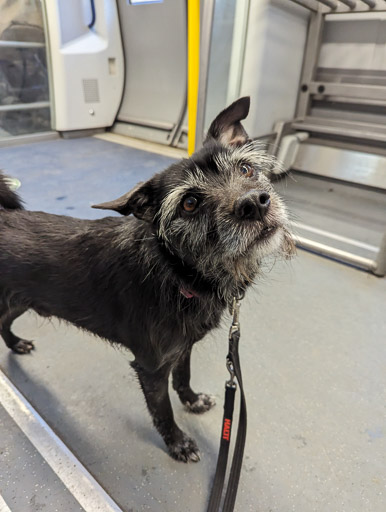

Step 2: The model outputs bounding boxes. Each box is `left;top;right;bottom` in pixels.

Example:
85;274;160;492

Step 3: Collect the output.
269;0;386;276
292;0;385;12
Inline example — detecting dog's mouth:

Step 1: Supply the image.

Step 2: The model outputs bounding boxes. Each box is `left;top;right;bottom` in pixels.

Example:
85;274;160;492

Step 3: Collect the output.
255;224;278;242
239;224;280;255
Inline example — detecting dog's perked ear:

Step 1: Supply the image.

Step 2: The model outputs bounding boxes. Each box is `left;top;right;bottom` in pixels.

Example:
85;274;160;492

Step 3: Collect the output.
204;96;250;147
92;180;156;221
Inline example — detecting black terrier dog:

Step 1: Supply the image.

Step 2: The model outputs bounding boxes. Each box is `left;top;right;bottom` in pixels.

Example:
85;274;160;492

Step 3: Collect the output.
0;97;293;462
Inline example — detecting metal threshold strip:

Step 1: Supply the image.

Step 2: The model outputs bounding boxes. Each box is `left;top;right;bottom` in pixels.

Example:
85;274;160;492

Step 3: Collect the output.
0;370;124;512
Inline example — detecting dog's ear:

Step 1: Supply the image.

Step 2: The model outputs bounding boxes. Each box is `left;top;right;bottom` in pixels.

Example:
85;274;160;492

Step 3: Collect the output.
204;96;250;147
92;180;156;221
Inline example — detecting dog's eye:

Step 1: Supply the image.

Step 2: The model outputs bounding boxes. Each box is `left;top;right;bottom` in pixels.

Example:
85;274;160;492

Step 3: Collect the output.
240;164;254;177
182;196;198;213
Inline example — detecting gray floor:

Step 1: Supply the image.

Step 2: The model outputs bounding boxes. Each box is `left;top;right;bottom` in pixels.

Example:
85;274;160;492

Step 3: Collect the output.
1;138;386;512
0;136;175;219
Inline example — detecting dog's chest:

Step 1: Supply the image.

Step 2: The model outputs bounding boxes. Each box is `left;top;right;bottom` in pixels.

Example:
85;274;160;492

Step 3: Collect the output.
180;299;223;340
148;300;223;367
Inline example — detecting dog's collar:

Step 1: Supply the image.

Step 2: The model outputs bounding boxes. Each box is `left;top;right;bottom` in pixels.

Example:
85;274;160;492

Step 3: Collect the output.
157;238;213;299
180;287;199;299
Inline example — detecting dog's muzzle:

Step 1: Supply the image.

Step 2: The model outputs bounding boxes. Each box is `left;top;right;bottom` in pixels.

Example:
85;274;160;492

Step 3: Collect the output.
234;191;271;222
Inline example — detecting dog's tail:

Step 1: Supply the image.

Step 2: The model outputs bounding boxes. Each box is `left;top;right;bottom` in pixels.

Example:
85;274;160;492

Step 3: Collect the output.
0;173;24;210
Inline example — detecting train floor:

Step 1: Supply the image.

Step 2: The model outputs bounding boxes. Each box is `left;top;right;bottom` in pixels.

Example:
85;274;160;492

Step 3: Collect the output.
0;136;385;512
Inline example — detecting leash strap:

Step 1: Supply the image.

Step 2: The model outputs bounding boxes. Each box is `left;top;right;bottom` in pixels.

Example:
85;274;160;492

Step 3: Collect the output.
223;329;247;511
207;298;247;512
206;384;236;510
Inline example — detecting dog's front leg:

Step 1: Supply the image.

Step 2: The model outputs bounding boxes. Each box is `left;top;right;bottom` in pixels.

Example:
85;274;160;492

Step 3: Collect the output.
131;361;201;462
172;347;216;414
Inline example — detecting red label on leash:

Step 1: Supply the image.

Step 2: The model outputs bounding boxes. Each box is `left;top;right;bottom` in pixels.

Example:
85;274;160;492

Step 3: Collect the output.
222;418;231;441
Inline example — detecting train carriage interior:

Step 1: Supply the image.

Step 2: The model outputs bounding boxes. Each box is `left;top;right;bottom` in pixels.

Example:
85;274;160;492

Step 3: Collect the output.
0;1;385;511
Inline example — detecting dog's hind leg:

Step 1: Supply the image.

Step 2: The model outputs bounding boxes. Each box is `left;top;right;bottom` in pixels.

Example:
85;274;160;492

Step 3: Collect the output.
131;360;201;462
0;307;33;354
172;346;216;414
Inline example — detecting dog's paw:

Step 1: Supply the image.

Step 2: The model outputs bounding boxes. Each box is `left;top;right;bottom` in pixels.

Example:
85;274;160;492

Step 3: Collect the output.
185;393;216;414
11;339;35;354
168;434;201;463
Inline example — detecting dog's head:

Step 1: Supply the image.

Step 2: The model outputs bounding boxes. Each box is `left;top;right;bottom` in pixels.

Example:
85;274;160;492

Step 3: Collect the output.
94;98;294;293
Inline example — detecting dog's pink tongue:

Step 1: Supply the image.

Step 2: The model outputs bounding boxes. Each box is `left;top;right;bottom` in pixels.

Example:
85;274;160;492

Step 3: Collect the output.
180;287;197;299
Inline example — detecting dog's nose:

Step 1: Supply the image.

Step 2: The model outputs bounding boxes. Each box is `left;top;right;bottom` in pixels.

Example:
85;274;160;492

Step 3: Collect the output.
234;191;271;221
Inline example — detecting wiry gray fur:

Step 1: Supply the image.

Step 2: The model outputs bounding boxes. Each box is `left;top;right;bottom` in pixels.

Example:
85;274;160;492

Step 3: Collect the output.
0;97;294;462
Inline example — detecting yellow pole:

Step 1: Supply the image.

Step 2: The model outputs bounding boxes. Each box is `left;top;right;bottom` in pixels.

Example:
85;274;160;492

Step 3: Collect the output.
187;0;200;155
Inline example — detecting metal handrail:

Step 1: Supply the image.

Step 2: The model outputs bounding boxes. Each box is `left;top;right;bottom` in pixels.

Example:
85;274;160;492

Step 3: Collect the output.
291;0;319;10
0;41;45;48
318;0;337;8
289;0;383;10
295;236;376;271
0;102;50;112
294;233;386;276
339;0;356;7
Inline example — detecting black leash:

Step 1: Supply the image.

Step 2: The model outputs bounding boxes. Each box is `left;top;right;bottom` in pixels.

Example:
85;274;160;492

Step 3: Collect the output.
207;295;247;512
